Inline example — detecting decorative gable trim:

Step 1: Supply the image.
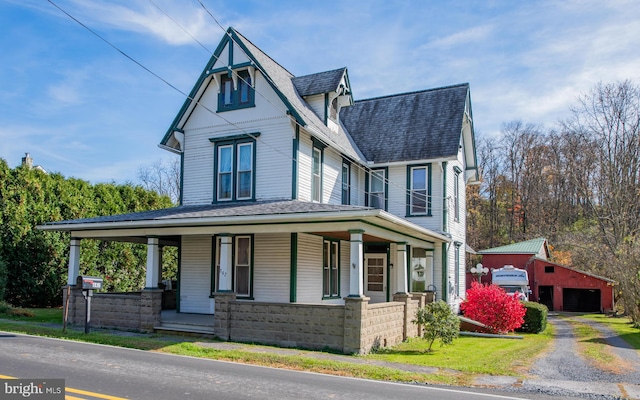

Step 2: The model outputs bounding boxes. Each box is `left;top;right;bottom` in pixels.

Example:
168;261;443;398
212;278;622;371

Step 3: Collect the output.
160;28;305;151
209;132;261;144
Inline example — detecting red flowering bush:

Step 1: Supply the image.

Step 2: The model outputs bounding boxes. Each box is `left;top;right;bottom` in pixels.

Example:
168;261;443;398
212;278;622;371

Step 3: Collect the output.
460;282;526;334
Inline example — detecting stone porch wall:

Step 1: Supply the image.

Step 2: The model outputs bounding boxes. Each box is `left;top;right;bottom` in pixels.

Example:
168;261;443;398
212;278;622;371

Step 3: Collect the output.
360;302;405;351
63;285;162;332
215;293;421;354
228;301;345;350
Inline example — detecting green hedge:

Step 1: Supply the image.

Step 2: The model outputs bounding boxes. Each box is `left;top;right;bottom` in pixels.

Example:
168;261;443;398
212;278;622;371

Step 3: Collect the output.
517;301;548;333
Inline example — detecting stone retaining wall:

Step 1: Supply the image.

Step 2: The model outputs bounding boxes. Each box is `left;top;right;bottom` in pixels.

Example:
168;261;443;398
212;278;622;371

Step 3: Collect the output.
228;301;345;350
214;293;421;354
361;302;405;351
63;286;162;331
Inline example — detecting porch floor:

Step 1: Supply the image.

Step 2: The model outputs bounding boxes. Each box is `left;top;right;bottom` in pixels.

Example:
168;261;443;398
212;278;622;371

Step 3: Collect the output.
155;310;215;335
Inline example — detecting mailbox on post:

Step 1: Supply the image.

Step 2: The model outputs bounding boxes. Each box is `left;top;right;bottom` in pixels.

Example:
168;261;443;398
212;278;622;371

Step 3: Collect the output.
76;275;103;333
78;276;103;290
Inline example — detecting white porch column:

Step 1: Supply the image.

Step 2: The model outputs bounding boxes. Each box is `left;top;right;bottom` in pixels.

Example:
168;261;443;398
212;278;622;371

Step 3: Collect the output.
145;237;160;289
395;242;408;294
218;235;233;291
157;245;164;287
67;238;81;285
348;229;364;297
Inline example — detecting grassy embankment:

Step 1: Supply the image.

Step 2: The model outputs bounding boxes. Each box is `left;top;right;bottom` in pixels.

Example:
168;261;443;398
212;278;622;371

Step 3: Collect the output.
0;305;555;386
561;313;640;374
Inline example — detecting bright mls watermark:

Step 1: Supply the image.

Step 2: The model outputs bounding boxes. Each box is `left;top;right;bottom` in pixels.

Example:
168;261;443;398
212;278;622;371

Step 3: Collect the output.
0;379;64;399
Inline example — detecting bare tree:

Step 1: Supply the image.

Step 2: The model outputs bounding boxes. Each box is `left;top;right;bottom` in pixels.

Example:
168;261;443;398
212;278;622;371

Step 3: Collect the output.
138;157;181;204
562;80;640;325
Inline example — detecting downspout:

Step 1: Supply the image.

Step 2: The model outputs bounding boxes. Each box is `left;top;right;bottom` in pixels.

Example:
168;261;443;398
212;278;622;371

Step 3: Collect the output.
442;161;448;232
291;125;299;199
441;161;448;302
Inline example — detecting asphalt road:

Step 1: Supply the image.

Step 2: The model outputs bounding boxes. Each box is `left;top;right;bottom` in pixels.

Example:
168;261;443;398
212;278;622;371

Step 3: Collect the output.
0;332;553;400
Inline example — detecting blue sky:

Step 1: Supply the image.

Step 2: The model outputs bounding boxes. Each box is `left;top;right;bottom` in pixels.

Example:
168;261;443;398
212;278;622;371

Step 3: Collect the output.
1;0;638;183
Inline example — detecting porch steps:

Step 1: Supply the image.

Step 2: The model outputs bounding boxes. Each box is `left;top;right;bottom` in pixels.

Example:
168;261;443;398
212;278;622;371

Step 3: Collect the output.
154;322;215;335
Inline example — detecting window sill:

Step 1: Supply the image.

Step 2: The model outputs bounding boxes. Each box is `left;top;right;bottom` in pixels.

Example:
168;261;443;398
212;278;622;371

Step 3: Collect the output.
217;102;255;112
322;296;341;300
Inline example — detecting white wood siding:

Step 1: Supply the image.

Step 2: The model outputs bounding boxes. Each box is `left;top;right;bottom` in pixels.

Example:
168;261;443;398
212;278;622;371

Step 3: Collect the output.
323;146;342;204
340;240;350;300
295;233;323;303
304;94;325;122
253;233;290;303
387;165;406;217
180;68;294;205
297;133;313;202
231;42;250;65
351;165;364;206
180;235;212;314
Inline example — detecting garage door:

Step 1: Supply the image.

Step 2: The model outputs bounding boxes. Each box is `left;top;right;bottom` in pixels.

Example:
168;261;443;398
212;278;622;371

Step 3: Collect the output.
563;288;601;312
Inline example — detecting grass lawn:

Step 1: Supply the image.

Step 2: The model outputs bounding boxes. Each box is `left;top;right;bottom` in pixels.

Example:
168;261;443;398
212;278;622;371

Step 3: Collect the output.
576;313;640;350
368;328;553;376
0;307;554;385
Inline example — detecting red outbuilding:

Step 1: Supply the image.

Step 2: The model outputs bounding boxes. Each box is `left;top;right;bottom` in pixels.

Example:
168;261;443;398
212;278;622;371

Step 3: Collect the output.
470;238;615;312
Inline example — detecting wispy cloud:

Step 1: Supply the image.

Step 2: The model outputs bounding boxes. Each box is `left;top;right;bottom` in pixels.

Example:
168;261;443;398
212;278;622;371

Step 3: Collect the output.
423;25;495;50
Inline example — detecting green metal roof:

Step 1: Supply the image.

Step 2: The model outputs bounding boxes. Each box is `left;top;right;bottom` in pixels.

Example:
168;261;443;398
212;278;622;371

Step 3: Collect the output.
478;237;548;255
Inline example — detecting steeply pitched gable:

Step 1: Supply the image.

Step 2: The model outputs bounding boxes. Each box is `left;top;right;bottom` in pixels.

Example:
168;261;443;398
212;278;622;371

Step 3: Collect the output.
160;28;364;161
292;68;349;97
340;84;469;163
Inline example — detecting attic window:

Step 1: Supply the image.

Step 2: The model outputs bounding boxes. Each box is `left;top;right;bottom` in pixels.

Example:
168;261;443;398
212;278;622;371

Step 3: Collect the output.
217;69;255;112
330;97;338;120
545;266;555;273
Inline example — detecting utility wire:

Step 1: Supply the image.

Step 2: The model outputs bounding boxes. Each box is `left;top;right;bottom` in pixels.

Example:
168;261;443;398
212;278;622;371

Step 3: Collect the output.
194;1;457;207
49;0;453;212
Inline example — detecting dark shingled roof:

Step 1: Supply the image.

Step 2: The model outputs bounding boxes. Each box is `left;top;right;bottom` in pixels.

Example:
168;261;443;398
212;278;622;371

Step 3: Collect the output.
44;200;374;226
340;83;469;163
292;68;347;97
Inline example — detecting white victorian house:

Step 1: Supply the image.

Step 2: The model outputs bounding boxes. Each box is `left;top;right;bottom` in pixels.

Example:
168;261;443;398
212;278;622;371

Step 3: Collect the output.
41;27;479;354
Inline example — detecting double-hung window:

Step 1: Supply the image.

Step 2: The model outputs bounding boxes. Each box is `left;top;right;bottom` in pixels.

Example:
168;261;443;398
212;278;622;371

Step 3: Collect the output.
341;161;350;205
323;240;339;298
311;142;323;203
235;235;252;297
368;169;386;210
212;134;258;203
407;164;431;216
211;235;253;298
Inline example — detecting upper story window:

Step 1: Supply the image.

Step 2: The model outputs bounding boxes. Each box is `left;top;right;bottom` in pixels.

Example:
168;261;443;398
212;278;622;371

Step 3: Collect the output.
407;164;432;216
217;69;255;112
368;168;387;210
211;134;258;203
341;161;350;205
311;141;324;203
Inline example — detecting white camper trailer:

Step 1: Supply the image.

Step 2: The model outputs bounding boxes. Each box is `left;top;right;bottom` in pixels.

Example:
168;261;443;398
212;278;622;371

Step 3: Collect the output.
491;265;530;301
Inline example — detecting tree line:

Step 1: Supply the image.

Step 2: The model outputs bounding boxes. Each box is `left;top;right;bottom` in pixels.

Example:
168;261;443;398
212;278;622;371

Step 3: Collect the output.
0;158;176;307
468;80;640;326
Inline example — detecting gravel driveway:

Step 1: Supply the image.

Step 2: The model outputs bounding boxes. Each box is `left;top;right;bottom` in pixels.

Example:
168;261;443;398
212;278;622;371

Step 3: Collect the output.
515;314;640;399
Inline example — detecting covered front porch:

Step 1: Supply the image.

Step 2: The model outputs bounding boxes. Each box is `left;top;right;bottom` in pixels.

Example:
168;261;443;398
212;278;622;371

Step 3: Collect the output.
43;200;448;354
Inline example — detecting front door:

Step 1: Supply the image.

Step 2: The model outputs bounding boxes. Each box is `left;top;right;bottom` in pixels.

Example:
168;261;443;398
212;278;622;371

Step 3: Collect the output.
365;254;387;303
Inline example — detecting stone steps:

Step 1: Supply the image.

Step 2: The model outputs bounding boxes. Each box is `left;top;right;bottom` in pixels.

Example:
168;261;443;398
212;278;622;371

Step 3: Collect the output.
154;322;215;335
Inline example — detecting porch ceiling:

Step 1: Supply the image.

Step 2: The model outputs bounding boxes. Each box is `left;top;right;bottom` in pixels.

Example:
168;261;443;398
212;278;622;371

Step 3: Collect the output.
310;231;389;242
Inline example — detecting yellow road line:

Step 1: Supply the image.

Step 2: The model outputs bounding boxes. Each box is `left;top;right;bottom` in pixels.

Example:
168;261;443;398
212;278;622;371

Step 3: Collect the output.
66;387;127;400
1;374;127;400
